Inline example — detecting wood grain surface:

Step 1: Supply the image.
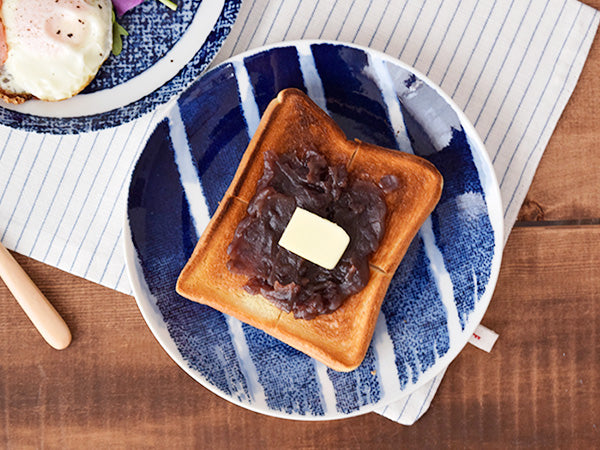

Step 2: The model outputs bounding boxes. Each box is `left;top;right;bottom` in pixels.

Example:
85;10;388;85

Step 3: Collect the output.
1;5;599;449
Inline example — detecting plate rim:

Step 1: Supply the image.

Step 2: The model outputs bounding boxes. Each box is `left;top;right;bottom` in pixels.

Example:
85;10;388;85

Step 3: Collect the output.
123;39;504;421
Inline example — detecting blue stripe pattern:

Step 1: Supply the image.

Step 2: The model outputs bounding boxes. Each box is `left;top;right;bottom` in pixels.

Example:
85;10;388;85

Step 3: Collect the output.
482;0;553;140
491;0;568;162
13;137;64;248
128;120;251;401
27;136;80;254
424;129;494;328
424;0;464;76
244;47;307;111
1;135;47;241
381;236;450;387
328;346;381;414
498;3;582;187
55;130;118;267
504;9;599;215
449;0;498;98
0;134;31;213
41;133;100;262
241;324;325;415
179;66;251;213
311;44;398;146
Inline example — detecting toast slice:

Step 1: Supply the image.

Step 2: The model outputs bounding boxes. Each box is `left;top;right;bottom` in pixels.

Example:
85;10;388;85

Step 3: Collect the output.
176;88;443;372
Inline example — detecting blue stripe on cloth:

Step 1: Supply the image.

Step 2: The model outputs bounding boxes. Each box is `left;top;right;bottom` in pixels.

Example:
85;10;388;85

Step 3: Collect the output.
499;3;583;187
100;110;160;287
281;0;303;40
42;133;100;262
0;134;32;210
450;0;498;97
79;124;139;276
113;264;126;290
367;0;393;47
1;135;47;242
351;0;375;42
491;0;568;163
468;0;534;118
383;1;410;52
425;0;463;76
56;129;118;267
397;394;412;421
14;137;64;249
299;0;320;38
0;129;13;160
128;119;251;401
98;228;122;284
335;0;359;39
84;111;160;281
438;1;480;86
261;0;285;45
414;375;438;418
504;9;599;214
397;0;428;58
239;0;269;51
318;0;340;38
460;0;517;108
227;0;258;58
484;0;558;145
412;0;445;66
28;136;80;255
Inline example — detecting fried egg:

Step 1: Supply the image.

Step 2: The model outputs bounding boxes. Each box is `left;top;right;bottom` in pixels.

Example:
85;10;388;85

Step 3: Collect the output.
0;0;113;102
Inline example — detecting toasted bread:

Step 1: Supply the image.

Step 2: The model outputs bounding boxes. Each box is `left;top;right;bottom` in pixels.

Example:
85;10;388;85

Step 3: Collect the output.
176;88;443;372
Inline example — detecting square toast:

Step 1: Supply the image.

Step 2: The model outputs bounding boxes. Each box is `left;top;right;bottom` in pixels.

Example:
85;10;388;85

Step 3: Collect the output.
176;88;443;372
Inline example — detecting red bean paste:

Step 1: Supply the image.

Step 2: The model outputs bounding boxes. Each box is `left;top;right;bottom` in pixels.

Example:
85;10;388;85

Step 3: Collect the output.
227;150;387;320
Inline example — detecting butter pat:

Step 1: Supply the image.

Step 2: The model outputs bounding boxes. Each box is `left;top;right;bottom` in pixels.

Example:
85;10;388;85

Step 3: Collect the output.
278;207;350;270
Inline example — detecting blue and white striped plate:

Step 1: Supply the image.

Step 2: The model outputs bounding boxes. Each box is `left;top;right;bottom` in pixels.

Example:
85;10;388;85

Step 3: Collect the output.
0;0;241;134
124;41;503;420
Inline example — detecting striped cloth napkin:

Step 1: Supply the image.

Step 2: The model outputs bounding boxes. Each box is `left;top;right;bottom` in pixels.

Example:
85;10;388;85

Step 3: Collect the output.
0;0;597;425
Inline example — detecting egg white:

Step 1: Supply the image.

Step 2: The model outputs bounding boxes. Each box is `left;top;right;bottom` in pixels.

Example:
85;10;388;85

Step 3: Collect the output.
0;0;113;102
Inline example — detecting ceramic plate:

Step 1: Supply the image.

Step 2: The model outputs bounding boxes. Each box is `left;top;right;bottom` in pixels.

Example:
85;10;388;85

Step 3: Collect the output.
0;0;241;134
124;41;503;420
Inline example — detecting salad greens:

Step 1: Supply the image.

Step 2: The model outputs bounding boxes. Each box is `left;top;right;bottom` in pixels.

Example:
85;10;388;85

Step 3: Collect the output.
111;10;129;56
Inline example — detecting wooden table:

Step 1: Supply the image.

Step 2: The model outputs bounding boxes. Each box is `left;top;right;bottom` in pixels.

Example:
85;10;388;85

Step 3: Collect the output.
1;17;598;450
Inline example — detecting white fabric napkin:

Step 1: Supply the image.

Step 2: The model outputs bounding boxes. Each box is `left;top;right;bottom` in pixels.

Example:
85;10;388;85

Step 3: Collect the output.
0;0;597;425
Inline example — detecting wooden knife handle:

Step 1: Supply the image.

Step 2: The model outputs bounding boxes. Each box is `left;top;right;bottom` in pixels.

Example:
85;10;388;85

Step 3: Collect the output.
0;243;71;350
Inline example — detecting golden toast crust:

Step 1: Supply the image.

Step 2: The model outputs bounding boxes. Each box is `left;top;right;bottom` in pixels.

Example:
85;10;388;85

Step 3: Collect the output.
0;88;31;105
176;88;443;372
